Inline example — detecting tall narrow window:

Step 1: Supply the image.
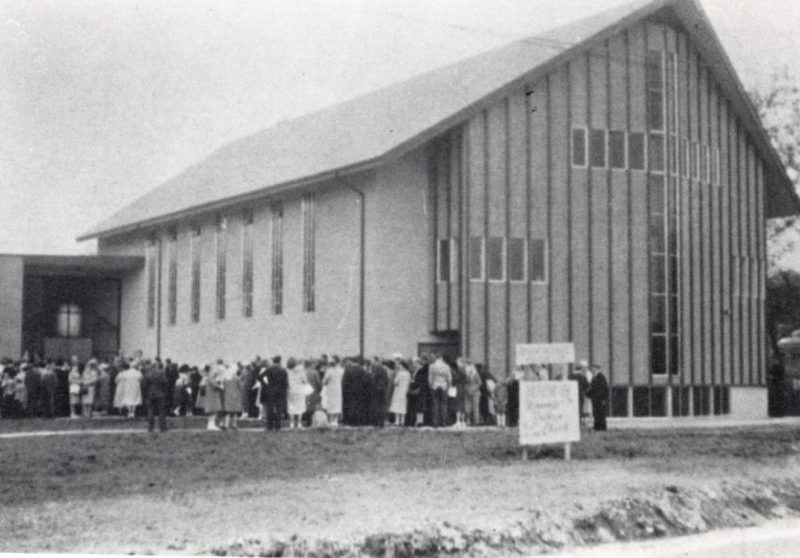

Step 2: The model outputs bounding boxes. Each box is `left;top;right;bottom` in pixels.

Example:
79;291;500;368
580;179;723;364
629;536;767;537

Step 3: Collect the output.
691;141;700;179
680;138;689;177
507;237;526;282
648;133;665;172
487;237;505;281
146;237;157;328
646;50;665;131
571;127;587;167
242;211;254;317
529;238;548;283
437;238;452;283
628;132;646;171
167;229;177;325
302;193;315;312
215;216;227;320
713;148;721;186
190;226;201;323
468;236;484;281
590;129;607;168
609;130;626;169
271;203;283;314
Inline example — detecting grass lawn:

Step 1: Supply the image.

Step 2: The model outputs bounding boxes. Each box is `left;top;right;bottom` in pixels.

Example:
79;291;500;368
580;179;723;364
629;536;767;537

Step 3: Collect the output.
1;423;800;555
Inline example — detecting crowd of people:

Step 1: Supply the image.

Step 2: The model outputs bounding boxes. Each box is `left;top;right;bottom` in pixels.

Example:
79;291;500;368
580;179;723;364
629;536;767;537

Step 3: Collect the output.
0;352;609;432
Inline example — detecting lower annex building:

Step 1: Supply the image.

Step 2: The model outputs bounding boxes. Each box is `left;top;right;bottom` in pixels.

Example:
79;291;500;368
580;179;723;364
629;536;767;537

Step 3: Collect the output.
2;0;798;419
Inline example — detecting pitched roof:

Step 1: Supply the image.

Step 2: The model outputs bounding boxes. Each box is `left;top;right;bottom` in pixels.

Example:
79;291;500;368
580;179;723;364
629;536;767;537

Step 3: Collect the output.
79;0;798;240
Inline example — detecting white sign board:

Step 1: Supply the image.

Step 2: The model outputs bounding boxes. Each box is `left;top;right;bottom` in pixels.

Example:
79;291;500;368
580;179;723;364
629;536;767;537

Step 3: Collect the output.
519;381;580;446
516;343;575;365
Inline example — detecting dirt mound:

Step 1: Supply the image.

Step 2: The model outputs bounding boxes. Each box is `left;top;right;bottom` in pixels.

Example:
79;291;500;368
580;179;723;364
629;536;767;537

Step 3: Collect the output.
207;478;800;557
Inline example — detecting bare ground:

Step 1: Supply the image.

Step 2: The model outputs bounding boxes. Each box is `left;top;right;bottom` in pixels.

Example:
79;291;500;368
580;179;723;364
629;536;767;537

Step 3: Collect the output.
1;423;800;556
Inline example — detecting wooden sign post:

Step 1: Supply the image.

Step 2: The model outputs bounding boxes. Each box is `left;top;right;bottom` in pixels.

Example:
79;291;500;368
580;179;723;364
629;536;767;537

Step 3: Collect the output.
516;343;579;461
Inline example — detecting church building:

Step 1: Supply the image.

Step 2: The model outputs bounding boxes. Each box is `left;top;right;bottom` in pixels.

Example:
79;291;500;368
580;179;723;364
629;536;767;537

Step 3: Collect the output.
1;0;797;419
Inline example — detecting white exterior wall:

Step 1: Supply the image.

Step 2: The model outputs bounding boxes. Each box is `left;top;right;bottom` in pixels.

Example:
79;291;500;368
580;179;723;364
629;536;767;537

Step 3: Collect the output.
99;150;438;365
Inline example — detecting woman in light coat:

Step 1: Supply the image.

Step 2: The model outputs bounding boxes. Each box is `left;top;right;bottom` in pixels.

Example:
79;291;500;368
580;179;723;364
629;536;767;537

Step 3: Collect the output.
321;358;344;427
286;357;308;429
222;363;244;430
68;358;83;418
388;359;411;426
204;360;226;430
81;359;99;418
113;362;142;418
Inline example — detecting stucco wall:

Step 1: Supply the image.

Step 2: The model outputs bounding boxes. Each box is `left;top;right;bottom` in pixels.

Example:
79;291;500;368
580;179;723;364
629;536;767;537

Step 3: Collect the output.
98;165;439;365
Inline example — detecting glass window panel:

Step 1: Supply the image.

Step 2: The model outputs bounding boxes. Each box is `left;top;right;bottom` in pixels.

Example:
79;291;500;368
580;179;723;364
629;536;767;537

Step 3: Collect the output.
669;136;678;174
469;236;484;280
648;175;665;214
590;129;606;168
648;133;665;171
680;138;689;177
633;386;650;417
691;142;699;179
647;90;664;131
508;237;525;281
572;128;587;167
651;335;667;374
669;256;679;294
649;217;665;253
609;131;626;169
487;237;504;281
669;295;679;332
702;145;710;182
645;50;664;90
438;238;451;282
629;132;645;170
650;258;666;293
530;238;547;282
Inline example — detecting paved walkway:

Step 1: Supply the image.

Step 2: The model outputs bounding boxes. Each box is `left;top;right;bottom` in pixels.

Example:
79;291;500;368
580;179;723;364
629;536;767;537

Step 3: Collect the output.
559;518;800;558
1;416;798;439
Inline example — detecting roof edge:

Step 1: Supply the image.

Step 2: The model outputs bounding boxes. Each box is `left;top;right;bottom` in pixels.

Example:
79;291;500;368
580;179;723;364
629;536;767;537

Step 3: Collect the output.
77;157;381;241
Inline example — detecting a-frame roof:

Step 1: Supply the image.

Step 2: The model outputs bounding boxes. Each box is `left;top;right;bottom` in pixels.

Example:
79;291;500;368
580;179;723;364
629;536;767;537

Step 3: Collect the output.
79;0;799;241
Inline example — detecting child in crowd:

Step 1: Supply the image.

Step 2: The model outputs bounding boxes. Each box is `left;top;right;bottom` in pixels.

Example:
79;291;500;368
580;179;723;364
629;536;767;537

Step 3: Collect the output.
494;378;508;427
311;403;329;429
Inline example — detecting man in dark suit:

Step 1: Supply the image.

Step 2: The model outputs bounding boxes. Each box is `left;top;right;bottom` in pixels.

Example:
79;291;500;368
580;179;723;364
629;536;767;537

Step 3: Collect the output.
369;357;389;427
586;364;609;431
258;356;288;431
141;360;169;433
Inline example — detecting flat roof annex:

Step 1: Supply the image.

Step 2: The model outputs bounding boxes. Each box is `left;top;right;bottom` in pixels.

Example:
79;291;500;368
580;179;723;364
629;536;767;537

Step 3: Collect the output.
78;0;799;241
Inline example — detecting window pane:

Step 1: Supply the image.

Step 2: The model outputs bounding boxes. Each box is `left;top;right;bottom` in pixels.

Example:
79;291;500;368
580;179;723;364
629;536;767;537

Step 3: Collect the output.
629;132;645;170
438;238;451;282
469;236;483;280
487;237;504;280
572;128;586;167
645;50;664;90
647;90;664;131
680;138;689;177
609;131;626;169
648;175;665;214
651;335;667;374
669;294;679;332
530;238;546;282
669;255;679;293
191;228;201;323
648;133;665;171
669;136;678;174
650;257;665;293
702;145;710;182
649;217;665;253
691;142;699;179
590;129;606;168
508;237;525;281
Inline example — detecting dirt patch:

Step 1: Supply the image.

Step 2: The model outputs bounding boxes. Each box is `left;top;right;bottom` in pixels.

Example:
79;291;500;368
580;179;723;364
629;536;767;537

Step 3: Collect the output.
206;479;800;557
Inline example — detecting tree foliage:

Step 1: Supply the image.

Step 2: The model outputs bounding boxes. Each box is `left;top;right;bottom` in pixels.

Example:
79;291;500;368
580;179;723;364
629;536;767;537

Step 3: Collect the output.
750;68;800;273
766;269;800;359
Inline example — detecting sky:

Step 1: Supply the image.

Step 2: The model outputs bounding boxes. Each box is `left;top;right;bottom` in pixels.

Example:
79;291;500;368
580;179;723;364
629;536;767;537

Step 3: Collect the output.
1;0;799;255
